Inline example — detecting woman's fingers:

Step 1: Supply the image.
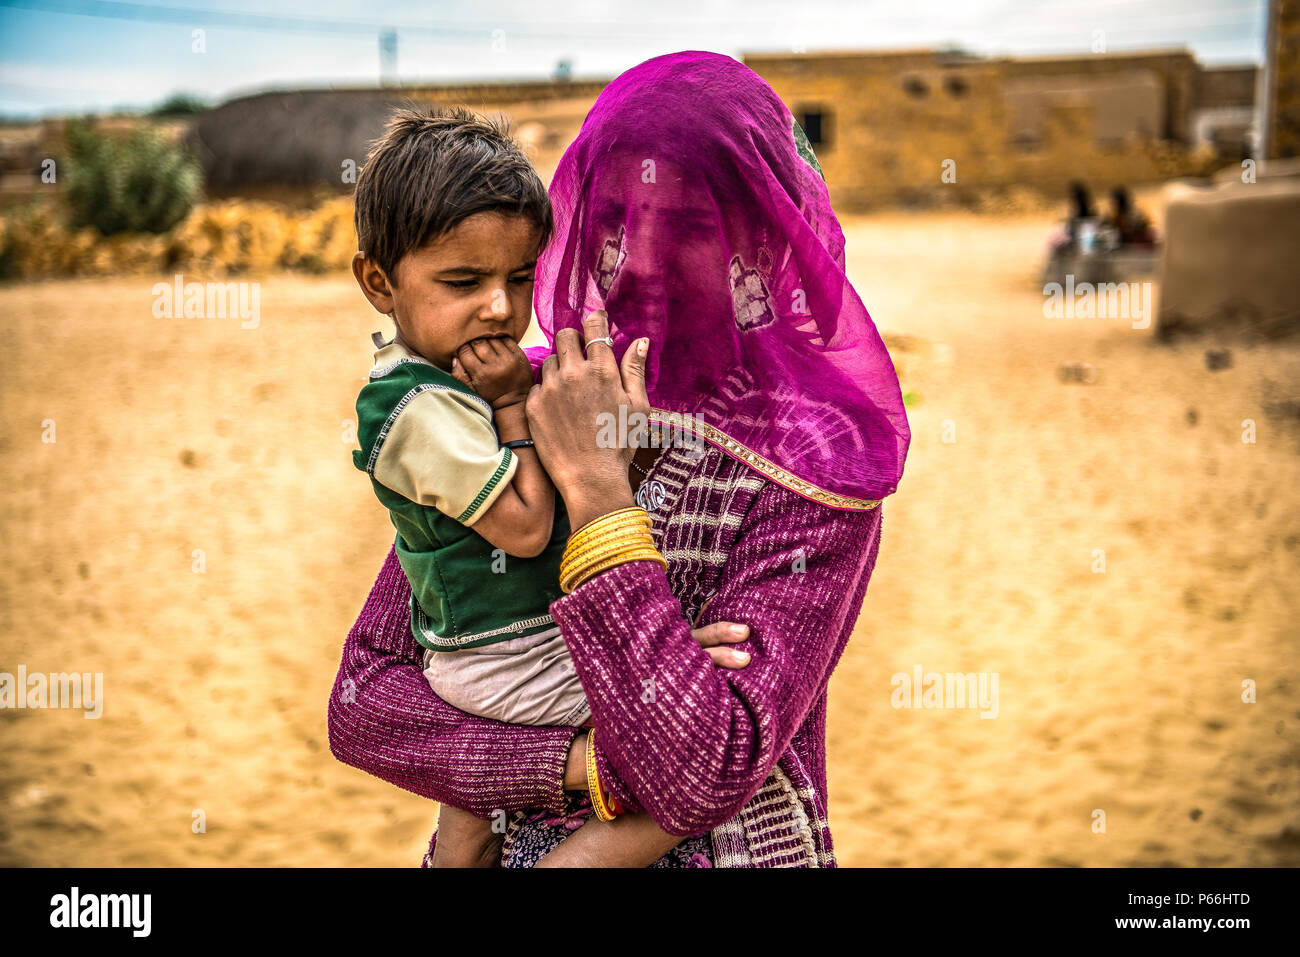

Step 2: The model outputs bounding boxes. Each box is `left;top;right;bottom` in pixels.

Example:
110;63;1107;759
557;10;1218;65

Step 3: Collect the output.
691;620;750;646
582;308;610;339
553;327;581;369
540;351;559;381
706;646;752;669
581;310;616;366
691;621;751;669
620;335;651;416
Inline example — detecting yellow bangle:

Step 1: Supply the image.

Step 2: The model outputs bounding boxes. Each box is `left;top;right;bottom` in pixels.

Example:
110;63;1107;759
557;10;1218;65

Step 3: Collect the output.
559;546;665;590
564;508;651;550
586;729;617;822
563;525;649;557
560;534;658;590
560;509;662;593
572;506;652;534
561;546;667;594
564;514;655;561
560;530;656;572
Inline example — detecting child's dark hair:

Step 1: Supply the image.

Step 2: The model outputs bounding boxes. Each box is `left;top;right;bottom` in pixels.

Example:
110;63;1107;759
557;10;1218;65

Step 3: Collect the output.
354;105;553;281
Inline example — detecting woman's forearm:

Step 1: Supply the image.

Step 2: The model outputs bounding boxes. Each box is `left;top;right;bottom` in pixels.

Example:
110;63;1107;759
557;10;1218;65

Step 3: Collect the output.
563;731;590;791
562;474;636;531
328;548;578;818
551;484;883;836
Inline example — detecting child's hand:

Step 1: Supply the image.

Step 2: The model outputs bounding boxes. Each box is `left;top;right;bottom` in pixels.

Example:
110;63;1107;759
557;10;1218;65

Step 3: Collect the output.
451;336;534;409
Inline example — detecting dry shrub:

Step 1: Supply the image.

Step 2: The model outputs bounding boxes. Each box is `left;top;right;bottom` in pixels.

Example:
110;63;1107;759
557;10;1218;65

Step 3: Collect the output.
1;196;358;280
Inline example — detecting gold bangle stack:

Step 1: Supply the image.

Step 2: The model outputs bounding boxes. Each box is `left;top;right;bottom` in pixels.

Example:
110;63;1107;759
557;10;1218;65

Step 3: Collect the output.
585;729;618;822
559;506;666;594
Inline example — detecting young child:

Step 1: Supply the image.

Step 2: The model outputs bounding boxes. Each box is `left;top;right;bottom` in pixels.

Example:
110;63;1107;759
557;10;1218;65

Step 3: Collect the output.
349;107;687;867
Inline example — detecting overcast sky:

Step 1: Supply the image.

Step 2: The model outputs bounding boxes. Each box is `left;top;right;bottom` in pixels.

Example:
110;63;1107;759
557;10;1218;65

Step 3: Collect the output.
0;0;1270;118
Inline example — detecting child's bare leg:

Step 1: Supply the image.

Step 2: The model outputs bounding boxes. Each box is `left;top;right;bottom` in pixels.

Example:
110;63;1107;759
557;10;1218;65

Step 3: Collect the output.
430;803;503;868
533;812;687;868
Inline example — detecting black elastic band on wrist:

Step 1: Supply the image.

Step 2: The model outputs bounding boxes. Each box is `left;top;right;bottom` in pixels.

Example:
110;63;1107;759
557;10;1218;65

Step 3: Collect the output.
502;439;535;449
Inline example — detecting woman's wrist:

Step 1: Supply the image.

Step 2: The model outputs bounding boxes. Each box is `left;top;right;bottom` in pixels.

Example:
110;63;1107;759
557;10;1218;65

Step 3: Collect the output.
563;731;590;791
561;476;636;531
585;728;621;820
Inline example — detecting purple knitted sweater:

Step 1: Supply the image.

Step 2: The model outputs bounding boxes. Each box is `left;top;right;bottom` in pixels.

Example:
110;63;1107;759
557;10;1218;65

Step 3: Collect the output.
328;441;884;867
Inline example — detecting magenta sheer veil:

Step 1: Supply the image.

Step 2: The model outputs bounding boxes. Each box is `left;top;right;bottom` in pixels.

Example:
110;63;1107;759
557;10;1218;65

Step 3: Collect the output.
533;51;909;508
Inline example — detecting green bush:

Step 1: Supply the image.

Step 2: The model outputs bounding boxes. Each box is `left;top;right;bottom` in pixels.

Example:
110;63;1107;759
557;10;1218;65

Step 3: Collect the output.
149;93;209;118
63;121;202;236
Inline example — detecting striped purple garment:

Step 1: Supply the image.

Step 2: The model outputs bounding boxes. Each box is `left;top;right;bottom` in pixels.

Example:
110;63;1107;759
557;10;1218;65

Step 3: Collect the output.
328;441;884;866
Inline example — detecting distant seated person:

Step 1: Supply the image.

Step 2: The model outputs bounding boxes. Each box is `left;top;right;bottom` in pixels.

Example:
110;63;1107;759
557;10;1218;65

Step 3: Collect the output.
1104;186;1156;247
1052;180;1100;255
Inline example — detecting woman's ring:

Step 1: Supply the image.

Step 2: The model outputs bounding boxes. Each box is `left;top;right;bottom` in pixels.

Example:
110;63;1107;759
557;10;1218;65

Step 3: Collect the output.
584;336;615;356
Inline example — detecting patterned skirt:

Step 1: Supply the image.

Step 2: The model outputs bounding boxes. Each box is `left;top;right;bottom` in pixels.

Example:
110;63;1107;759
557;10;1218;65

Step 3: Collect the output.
418;796;714;867
419;792;713;867
498;792;714;867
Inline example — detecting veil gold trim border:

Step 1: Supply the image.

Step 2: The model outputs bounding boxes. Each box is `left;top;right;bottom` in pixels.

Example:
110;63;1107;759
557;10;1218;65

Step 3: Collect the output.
648;408;882;512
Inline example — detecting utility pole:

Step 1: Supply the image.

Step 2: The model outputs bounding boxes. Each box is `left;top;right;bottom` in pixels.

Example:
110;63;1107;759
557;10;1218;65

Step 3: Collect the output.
380;28;398;86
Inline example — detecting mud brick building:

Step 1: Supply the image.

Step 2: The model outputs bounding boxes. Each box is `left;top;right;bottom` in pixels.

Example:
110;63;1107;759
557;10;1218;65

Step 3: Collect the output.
743;49;1258;209
183;48;1270;209
1263;0;1300;158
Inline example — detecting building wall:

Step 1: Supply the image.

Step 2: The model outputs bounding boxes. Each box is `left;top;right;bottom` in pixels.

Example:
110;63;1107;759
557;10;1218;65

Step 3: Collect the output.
191;51;1251;207
193;81;608;190
1192;66;1260;156
1196;66;1259;109
742;51;1011;208
1000;51;1198;141
1265;0;1300;158
1002;71;1164;145
744;49;1226;210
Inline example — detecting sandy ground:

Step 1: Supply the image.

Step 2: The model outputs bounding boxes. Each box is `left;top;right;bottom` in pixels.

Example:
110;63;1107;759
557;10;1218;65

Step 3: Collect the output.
1;204;1297;866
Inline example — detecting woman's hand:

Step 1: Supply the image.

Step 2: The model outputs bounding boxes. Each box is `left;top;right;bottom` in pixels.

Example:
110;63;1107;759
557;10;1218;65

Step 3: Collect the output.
690;620;752;668
526;310;651;531
562;621;751;790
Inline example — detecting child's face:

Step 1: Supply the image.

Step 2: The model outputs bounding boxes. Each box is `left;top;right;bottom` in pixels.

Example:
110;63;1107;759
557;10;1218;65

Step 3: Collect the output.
357;210;540;370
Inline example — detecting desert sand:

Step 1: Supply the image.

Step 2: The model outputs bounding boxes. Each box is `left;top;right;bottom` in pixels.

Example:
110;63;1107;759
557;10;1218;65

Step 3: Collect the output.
2;202;1297;866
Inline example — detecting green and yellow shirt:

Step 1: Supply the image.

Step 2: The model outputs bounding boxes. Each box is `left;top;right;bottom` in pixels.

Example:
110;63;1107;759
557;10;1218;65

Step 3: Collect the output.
353;339;569;651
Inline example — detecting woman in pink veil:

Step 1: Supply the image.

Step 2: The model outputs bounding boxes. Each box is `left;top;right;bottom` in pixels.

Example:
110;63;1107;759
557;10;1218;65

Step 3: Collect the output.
331;50;910;867
534;50;908;507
